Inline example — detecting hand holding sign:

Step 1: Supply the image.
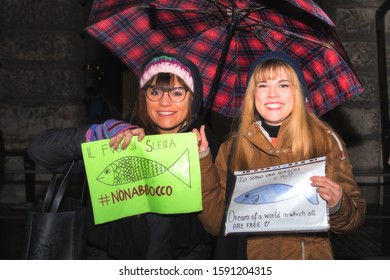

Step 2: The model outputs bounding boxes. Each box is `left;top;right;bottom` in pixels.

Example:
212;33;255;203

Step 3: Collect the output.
81;132;202;224
225;157;329;235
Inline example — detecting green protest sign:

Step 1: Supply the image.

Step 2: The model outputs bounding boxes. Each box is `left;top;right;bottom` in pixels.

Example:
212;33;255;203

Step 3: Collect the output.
81;132;202;224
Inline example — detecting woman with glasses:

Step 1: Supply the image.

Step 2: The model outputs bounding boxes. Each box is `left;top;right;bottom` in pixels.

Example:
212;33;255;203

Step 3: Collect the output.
132;53;204;135
27;52;219;259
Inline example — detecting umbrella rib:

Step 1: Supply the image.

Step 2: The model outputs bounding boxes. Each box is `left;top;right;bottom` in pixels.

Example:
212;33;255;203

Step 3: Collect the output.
171;21;225;48
138;4;215;15
248;21;335;50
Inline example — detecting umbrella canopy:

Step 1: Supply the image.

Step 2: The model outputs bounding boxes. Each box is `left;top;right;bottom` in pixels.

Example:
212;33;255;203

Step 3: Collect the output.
86;0;363;118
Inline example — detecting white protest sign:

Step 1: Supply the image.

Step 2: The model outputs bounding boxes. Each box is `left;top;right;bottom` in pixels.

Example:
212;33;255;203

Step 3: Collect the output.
225;156;329;235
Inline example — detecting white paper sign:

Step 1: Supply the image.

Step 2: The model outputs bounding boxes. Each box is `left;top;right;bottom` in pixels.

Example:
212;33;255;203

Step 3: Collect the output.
225;156;329;235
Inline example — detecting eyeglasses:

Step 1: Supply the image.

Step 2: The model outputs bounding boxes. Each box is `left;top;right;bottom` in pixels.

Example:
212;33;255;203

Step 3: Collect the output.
144;85;188;103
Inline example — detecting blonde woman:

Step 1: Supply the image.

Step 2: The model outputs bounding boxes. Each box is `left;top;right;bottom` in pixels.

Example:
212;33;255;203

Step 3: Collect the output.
194;51;366;259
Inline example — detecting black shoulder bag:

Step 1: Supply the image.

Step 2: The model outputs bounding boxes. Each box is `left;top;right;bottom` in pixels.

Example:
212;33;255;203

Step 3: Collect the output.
23;161;87;259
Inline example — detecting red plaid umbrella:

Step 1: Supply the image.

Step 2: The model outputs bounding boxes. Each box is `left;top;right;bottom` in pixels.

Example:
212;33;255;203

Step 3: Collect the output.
86;0;363;118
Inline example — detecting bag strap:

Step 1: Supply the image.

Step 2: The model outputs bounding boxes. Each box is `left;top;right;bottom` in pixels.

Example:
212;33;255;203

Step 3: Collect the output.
80;176;87;207
44;161;75;213
49;161;75;213
42;172;58;213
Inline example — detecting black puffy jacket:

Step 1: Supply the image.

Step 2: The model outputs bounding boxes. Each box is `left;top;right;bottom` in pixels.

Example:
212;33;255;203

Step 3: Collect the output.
27;123;218;259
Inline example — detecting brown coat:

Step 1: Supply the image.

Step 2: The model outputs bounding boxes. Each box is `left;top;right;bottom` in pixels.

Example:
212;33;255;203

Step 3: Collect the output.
199;122;366;260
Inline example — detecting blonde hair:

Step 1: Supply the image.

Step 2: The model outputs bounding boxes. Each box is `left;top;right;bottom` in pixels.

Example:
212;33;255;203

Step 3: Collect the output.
230;60;332;170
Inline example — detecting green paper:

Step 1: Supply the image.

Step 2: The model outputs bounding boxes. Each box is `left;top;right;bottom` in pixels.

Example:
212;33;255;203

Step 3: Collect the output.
81;132;202;224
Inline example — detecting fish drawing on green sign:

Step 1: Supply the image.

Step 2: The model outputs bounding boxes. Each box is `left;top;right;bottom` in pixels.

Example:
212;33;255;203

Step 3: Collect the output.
96;149;191;187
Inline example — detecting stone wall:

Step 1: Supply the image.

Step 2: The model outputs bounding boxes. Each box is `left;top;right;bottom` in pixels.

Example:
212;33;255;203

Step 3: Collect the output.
0;0;89;203
318;0;390;209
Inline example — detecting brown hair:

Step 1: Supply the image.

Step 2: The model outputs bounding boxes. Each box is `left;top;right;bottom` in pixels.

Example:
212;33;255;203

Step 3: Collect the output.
129;73;193;134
